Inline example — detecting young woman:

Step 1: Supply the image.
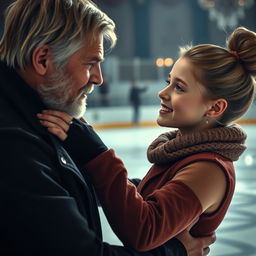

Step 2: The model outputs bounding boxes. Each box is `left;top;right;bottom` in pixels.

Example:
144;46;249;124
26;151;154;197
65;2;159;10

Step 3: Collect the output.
37;26;255;252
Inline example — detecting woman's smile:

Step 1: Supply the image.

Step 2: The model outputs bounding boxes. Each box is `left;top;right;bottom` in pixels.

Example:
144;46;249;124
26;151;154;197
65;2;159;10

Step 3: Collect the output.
159;103;173;114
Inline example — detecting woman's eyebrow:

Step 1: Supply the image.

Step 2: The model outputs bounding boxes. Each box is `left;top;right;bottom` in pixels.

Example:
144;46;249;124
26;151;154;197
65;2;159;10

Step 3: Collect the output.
176;78;188;87
168;74;188;87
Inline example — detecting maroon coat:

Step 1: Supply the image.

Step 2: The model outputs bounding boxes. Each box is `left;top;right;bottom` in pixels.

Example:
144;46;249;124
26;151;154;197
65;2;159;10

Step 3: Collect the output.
85;150;235;251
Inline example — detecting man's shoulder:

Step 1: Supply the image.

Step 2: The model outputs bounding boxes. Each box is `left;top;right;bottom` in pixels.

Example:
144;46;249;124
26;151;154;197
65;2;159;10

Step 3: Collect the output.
0;126;53;158
0;126;40;140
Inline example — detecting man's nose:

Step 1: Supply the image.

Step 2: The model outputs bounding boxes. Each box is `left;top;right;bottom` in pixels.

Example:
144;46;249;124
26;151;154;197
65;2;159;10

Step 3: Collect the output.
91;63;103;86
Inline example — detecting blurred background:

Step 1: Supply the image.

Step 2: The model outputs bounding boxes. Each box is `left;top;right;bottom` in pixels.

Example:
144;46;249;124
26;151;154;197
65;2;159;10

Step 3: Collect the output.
1;1;256;255
89;0;256;127
1;0;255;126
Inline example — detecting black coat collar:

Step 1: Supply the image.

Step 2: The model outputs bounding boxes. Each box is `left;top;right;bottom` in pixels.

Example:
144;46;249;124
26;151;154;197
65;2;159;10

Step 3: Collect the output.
0;61;48;135
0;61;88;184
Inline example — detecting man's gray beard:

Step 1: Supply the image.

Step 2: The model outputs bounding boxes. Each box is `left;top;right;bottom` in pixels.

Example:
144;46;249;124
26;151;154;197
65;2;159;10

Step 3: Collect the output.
37;69;90;118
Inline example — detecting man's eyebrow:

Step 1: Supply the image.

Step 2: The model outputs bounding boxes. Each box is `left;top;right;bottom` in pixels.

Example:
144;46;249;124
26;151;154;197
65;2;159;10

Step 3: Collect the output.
88;56;105;62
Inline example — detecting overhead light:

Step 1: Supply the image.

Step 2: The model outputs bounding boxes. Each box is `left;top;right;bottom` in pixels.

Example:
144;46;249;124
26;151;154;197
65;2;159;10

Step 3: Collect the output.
198;0;254;29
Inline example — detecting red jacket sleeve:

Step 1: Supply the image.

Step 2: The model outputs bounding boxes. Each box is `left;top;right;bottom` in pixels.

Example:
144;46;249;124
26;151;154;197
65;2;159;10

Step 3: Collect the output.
85;149;202;252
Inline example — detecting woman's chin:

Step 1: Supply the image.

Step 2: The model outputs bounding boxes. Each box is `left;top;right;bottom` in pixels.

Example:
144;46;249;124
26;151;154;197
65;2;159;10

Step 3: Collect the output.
157;117;171;128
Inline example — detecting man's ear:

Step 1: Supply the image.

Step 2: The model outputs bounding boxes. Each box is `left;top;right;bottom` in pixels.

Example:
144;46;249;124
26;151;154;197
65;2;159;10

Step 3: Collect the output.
205;98;228;118
32;45;52;75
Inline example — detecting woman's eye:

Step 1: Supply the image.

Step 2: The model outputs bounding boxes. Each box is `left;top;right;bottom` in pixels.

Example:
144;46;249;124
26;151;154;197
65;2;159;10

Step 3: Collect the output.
165;80;170;85
175;83;184;92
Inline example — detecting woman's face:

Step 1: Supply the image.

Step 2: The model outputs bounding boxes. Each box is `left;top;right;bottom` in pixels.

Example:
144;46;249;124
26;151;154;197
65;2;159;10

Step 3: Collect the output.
157;57;213;134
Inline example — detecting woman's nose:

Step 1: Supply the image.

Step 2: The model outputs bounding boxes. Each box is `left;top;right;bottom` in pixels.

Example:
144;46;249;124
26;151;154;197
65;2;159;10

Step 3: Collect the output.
158;86;170;100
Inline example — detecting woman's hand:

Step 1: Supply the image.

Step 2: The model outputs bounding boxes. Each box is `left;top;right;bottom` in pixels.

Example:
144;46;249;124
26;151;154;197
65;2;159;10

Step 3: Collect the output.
37;110;74;141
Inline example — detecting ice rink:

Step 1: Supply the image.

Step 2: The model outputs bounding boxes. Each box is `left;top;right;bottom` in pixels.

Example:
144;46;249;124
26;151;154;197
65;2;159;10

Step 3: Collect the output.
86;105;256;256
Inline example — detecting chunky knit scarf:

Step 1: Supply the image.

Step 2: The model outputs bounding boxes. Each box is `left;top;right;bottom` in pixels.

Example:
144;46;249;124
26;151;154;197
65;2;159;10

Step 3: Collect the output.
147;124;247;164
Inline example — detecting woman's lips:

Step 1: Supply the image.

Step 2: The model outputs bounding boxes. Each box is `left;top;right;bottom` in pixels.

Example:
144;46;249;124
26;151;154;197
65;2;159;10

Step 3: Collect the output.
160;103;173;113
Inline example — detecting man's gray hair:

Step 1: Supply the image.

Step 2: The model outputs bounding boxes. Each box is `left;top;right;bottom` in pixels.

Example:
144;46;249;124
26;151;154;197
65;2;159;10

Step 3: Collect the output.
0;0;117;70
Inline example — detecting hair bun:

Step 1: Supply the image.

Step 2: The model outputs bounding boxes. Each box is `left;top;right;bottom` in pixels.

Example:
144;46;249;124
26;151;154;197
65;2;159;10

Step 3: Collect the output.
227;26;256;77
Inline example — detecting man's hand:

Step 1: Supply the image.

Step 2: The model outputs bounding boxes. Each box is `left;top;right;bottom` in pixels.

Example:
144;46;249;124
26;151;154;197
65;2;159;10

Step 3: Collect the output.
175;220;216;256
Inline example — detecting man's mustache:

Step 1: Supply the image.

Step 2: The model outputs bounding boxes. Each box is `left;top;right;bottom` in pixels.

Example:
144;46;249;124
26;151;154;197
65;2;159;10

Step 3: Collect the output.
80;84;94;95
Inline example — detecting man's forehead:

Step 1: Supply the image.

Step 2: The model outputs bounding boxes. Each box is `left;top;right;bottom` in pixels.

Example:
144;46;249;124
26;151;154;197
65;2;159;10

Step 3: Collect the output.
70;45;103;63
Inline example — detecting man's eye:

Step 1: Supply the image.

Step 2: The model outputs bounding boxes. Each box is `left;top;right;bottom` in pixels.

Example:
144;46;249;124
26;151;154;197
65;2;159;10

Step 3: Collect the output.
85;63;94;69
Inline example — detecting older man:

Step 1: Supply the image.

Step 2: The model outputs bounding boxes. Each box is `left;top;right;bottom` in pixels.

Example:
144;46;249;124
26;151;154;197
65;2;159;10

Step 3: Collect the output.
0;0;214;255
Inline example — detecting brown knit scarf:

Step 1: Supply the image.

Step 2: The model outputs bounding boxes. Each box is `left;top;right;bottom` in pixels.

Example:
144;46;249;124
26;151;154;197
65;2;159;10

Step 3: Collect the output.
147;124;247;164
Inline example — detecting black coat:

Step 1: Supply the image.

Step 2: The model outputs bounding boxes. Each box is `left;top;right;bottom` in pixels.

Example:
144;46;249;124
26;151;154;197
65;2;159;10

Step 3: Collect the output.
0;62;186;256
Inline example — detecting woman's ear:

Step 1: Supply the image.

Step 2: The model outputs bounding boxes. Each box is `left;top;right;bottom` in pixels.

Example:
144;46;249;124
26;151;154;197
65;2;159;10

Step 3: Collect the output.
206;98;228;118
32;45;52;75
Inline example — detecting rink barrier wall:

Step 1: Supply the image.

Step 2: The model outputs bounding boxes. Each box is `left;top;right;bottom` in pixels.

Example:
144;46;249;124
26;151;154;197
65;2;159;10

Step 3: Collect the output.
92;119;256;130
85;105;256;130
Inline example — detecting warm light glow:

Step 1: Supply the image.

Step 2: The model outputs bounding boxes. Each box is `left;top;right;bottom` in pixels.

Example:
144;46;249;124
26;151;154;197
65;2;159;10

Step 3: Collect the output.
164;58;174;67
244;155;254;166
238;0;246;6
156;58;164;67
207;1;215;7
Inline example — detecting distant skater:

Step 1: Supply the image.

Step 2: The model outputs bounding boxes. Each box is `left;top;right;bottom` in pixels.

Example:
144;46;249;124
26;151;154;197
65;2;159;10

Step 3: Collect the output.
129;80;147;124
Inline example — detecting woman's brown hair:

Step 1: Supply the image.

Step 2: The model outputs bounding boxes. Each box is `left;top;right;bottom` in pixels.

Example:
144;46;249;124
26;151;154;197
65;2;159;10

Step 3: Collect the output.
180;27;256;125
